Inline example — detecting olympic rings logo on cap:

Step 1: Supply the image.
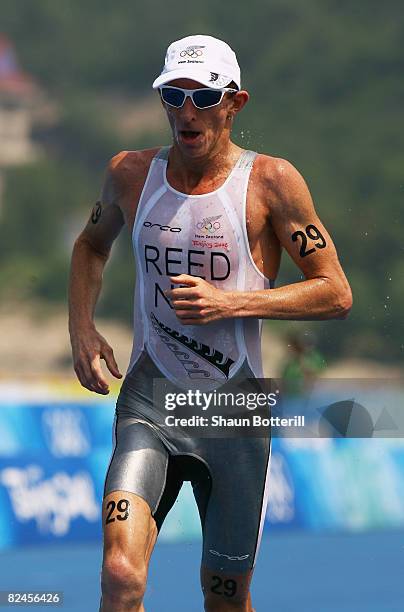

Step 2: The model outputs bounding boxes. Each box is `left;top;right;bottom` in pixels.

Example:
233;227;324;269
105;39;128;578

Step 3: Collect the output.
180;46;204;59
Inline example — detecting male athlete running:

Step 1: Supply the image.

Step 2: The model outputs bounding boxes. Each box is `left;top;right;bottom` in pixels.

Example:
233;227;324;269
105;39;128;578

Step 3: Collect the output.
68;35;352;612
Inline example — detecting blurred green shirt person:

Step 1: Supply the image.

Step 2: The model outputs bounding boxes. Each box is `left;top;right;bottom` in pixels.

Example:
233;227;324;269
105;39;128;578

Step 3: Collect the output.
282;332;327;396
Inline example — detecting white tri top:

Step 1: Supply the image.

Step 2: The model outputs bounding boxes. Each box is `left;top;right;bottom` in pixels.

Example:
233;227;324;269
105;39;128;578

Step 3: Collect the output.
127;146;274;390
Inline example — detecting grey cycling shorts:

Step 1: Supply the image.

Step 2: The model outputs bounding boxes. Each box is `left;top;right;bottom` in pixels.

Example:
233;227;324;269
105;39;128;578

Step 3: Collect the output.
104;350;272;574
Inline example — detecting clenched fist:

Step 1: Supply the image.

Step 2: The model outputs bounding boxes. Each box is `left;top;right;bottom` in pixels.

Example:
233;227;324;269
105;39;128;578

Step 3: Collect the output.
165;274;235;325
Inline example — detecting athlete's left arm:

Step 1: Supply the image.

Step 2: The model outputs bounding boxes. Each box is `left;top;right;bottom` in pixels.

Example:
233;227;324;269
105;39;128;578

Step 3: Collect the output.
168;159;352;324
231;158;353;320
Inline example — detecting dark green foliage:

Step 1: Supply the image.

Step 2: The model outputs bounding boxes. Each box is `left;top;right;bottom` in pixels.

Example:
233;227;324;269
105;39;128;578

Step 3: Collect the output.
1;1;403;362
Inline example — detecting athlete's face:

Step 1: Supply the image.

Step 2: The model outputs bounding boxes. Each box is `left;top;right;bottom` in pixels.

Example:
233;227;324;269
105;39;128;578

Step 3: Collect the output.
160;78;248;159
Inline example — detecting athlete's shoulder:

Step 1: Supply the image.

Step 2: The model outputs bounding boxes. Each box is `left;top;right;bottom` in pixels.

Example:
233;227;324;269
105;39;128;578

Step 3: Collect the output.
254;153;312;208
107;147;162;184
254;153;307;192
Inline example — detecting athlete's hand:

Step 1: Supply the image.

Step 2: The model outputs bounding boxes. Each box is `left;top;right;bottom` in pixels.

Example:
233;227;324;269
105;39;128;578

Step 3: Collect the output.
70;325;122;394
166;274;234;325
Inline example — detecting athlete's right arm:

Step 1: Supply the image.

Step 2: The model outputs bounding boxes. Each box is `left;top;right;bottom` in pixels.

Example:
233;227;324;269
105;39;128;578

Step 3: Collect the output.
68;153;126;394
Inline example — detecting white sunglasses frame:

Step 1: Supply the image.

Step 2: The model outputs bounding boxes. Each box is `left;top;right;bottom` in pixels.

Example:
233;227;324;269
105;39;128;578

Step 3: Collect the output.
159;85;238;109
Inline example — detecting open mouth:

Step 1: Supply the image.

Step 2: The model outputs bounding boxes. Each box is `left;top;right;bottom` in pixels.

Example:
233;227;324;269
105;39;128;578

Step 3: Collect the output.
179;130;202;144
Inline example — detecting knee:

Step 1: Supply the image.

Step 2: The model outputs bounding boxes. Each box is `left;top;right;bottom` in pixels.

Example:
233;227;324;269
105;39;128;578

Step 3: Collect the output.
102;551;147;603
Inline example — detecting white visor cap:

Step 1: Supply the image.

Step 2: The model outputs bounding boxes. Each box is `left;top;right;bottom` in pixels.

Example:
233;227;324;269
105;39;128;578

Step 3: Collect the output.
152;34;241;90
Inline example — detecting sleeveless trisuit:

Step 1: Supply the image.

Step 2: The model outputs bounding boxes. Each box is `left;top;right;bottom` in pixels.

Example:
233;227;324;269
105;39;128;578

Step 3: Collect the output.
104;147;274;573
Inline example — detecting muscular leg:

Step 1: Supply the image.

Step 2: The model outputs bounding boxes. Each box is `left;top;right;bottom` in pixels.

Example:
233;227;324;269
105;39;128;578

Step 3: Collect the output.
192;435;271;612
100;491;158;612
99;415;185;611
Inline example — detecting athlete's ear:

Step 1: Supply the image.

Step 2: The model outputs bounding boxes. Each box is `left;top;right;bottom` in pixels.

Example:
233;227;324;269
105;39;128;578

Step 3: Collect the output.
231;90;249;115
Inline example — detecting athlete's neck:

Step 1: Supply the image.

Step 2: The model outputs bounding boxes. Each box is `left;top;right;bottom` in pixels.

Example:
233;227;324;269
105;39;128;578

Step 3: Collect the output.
167;141;243;193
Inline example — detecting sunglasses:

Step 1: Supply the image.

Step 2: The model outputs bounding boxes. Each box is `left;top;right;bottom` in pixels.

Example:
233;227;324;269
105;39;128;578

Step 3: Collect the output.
159;86;238;109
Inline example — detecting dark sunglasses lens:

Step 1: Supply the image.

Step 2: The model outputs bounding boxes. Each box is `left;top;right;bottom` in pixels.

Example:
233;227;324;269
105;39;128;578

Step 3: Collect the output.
193;89;222;108
161;88;185;107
